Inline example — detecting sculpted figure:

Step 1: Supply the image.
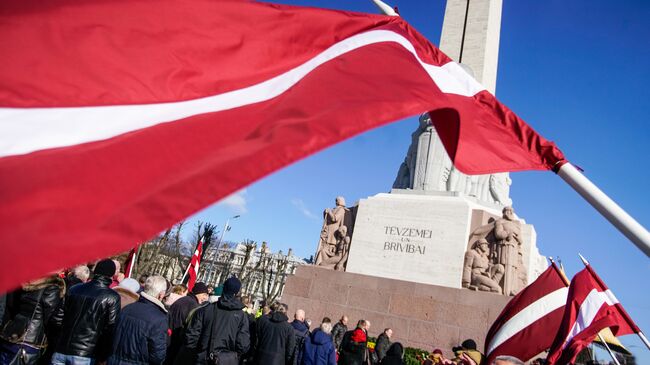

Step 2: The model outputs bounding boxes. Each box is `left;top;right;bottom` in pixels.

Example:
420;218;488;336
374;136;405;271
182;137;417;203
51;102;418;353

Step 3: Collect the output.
393;115;513;206
462;239;504;294
393;114;432;189
494;206;523;295
334;226;351;271
315;196;351;270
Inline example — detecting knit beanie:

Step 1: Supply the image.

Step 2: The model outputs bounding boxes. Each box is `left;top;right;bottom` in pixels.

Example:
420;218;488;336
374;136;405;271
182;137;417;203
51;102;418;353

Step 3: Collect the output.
94;259;116;277
223;277;241;296
192;282;209;295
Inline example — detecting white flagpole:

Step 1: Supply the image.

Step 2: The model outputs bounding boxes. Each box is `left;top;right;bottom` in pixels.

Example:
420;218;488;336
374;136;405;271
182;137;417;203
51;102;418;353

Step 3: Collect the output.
371;0;399;16
597;333;621;365
558;163;650;257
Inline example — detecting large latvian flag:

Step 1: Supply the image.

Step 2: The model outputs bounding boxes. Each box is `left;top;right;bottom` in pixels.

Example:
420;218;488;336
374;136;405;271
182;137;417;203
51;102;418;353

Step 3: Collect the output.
0;0;566;292
546;265;640;365
485;263;569;363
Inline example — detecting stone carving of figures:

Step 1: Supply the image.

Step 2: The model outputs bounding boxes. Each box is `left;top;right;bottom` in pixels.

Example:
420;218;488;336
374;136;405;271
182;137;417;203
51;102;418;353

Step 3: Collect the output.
464;206;527;296
315;196;352;270
462;239;504;294
393;114;513;207
489;173;512;206
393;114;432;189
334;226;350;271
494;206;523;296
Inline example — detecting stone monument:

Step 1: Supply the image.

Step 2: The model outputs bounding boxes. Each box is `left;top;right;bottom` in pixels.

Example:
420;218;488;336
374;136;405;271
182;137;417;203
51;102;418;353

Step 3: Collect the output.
315;0;547;295
282;0;549;354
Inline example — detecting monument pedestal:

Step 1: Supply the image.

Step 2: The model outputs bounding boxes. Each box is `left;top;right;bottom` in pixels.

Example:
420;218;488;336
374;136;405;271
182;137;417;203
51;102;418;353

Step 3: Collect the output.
345;190;547;292
281;265;509;354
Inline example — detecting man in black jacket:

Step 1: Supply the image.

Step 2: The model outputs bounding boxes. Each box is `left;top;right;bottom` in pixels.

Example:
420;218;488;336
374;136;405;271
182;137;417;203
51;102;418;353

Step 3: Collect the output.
374;328;392;362
182;277;249;365
166;282;209;365
254;303;295;365
290;309;309;365
51;259;121;365
108;275;169;365
331;315;348;352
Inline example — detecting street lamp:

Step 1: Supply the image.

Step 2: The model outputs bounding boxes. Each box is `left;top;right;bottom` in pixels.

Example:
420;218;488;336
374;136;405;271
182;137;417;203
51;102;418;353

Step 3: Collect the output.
206;215;240;285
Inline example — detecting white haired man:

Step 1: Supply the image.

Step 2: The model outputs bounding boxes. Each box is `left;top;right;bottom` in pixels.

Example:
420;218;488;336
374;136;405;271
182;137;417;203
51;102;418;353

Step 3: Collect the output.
108;275;169;365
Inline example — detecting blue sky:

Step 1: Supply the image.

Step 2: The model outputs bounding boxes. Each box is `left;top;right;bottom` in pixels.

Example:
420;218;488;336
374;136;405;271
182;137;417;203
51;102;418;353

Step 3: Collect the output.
187;0;649;360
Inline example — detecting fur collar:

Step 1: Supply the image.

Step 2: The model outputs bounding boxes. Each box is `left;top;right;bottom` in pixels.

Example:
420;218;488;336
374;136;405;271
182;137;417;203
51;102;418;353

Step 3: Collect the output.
22;276;65;297
141;292;167;313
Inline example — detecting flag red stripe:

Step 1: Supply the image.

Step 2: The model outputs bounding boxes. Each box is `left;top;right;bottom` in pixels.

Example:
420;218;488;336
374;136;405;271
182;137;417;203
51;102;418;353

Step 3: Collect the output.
547;268;638;364
487;306;565;361
585;265;641;333
0;1;566;292
0;1;449;108
485;264;568;363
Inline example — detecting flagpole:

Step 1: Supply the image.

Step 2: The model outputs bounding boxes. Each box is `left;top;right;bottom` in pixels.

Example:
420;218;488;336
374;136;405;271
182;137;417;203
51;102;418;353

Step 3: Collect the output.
557;163;650;257
578;254;650;351
597;333;622;365
371;0;398;16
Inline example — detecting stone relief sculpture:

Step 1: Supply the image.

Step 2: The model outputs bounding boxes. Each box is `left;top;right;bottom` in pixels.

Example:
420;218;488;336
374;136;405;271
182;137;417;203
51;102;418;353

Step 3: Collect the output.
462;238;504;294
393;113;512;206
315;196;353;271
463;206;526;296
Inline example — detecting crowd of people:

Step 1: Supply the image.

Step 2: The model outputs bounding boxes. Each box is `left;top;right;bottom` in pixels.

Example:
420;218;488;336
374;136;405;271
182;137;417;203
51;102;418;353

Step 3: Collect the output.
0;259;526;365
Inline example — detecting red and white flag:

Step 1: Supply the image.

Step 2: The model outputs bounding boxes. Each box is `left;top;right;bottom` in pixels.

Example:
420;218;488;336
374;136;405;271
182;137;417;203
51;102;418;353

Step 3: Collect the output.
546;264;640;365
0;0;566;292
485;263;569;363
124;247;138;279
184;239;204;293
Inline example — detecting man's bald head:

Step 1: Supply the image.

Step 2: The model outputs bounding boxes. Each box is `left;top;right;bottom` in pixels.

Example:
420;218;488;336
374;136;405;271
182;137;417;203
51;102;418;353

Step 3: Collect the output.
295;309;305;321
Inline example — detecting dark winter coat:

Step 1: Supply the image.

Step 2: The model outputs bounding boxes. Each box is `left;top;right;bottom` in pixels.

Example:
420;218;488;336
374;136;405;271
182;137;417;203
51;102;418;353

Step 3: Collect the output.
182;295;249;365
301;330;336;365
330;322;347;351
379;343;404;365
254;311;296;365
338;329;368;365
53;275;121;360
108;293;168;365
290;320;309;365
0;277;65;348
166;294;199;365
374;333;391;361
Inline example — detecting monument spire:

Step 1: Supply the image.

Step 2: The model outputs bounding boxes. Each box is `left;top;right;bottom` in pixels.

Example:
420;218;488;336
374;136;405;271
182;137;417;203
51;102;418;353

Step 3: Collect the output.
393;0;512;208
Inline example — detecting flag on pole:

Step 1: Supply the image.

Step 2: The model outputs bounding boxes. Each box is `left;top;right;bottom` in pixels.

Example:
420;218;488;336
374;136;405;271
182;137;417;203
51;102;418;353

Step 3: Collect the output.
546;264;640;365
124;247;138;279
485;263;569;363
184;238;204;293
0;0;566;292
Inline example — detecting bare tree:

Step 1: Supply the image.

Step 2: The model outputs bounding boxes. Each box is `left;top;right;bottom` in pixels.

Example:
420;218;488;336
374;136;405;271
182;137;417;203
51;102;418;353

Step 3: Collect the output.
259;249;290;304
136;229;172;276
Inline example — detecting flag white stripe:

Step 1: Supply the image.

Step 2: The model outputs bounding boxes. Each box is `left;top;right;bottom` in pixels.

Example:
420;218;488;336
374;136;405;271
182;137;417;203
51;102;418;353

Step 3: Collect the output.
562;289;619;349
487;287;569;355
0;29;485;158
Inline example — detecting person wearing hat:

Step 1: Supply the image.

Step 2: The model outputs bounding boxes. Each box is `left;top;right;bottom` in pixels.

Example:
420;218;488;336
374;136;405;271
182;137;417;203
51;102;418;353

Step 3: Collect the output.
51;258;122;365
165;282;209;365
113;278;141;309
108;275;169;365
182;277;250;365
